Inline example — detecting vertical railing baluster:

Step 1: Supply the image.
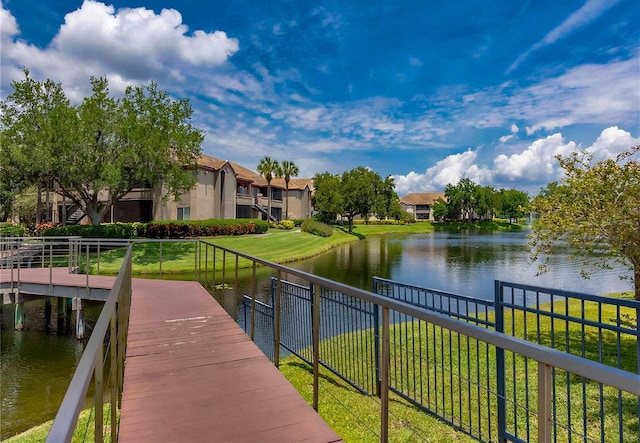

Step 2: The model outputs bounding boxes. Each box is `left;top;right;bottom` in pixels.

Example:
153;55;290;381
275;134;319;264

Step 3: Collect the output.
380;306;390;443
235;255;239;302
495;280;506;442
204;243;208;285
274;271;282;367
110;311;117;443
95;343;104;443
538;362;552;443
312;283;320;411
250;262;256;340
159;241;163;278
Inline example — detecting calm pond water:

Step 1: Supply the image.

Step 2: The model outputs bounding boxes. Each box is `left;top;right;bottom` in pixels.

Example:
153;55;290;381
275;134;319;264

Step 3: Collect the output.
1;231;633;439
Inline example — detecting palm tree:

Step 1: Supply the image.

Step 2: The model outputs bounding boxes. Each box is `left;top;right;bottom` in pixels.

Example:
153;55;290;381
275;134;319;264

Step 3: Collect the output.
256;156;281;221
280;160;299;220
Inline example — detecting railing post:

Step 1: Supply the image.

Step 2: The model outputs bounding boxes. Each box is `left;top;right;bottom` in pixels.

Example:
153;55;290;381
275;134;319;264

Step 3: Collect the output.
380;306;390;443
312;283;321;411
204;244;208;285
235;255;239;302
250;262;257;340
274;271;282;368
159;241;163;277
94;342;104;443
537;362;552;443
212;246;216;292
86;244;90;289
222;250;227;295
110;311;117;443
373;280;381;397
195;240;199;281
495;280;506;442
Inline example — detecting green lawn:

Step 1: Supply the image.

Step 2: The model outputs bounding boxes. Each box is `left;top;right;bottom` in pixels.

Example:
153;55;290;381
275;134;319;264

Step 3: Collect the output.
88;228;358;275
345;222;435;237
5;404;117;443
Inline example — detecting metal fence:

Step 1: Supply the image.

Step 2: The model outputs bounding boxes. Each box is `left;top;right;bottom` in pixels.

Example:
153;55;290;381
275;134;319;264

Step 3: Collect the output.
243;278;378;394
5;237;639;442
372;276;640;442
241;270;640;442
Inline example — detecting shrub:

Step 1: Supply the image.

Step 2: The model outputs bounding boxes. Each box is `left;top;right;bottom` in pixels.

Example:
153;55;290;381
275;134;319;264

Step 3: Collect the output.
35;221;59;235
132;222;147;237
0;222;27;237
145;219;268;239
301;219;333;237
271;220;295;230
42;223;137;239
291;219;305;227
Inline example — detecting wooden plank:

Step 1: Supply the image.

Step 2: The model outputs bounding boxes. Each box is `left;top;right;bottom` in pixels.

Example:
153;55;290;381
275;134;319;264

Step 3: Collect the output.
119;278;343;442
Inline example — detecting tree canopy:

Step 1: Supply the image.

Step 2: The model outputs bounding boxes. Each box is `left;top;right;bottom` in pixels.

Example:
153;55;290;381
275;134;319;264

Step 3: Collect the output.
313;167;399;233
442;178;528;222
0;70;204;225
529;145;640;300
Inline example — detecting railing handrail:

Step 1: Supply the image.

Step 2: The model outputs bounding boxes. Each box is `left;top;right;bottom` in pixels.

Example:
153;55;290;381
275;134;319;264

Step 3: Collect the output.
497;279;640;308
45;244;133;442
203;240;640;397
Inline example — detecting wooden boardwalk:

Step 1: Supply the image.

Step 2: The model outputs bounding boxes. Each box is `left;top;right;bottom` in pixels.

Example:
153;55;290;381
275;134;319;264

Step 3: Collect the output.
2;269;342;442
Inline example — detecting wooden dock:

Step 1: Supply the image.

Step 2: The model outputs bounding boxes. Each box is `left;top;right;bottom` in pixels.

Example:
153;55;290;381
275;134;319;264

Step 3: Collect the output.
2;269;342;442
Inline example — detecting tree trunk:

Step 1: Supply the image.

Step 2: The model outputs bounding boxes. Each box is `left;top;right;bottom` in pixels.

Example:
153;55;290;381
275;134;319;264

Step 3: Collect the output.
635;263;639;301
267;183;272;222
36;186;42;225
285;181;289;220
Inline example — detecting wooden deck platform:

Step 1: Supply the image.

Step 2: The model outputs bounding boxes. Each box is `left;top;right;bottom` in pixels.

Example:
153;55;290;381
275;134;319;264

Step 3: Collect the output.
120;278;342;442
1;268;342;442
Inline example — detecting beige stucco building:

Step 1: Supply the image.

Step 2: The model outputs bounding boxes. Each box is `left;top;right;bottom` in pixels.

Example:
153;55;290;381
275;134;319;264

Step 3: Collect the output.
399;192;446;221
52;154;313;224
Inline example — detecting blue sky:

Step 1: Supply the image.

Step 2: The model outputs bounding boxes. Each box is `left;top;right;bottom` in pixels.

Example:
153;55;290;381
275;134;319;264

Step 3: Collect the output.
1;0;638;195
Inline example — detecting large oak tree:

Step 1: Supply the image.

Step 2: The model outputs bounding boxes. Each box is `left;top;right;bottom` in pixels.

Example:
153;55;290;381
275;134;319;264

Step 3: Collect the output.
1;70;204;225
313;167;399;233
530;146;640;300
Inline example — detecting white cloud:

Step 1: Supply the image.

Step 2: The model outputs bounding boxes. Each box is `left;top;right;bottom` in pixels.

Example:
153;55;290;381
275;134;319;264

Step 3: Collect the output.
511;124;519;133
508;0;619;72
586;126;640;160
493;133;576;182
1;1;238;97
393;126;637;195
499;135;514;143
393;150;492;195
507;58;640;134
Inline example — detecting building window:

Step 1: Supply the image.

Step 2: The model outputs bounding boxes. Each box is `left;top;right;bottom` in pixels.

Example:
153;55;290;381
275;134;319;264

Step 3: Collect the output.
416;205;431;211
272;188;283;201
177;207;191;220
236;205;251;219
237;184;250;195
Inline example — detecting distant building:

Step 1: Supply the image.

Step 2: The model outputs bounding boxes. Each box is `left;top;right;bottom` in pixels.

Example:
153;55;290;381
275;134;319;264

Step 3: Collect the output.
51;154;313;224
399;192;446;221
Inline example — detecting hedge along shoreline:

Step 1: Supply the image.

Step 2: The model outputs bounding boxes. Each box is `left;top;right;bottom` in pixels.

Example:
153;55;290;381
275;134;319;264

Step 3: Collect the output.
42;219;269;239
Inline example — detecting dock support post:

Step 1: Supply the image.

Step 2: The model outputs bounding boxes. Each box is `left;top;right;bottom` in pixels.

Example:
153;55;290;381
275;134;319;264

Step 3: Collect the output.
45;297;52;329
57;297;65;321
75;298;85;339
14;302;24;331
66;297;73;316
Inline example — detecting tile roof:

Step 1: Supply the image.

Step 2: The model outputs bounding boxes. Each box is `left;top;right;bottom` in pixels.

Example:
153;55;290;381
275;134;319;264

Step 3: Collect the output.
399;192;446;205
197;154;312;190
